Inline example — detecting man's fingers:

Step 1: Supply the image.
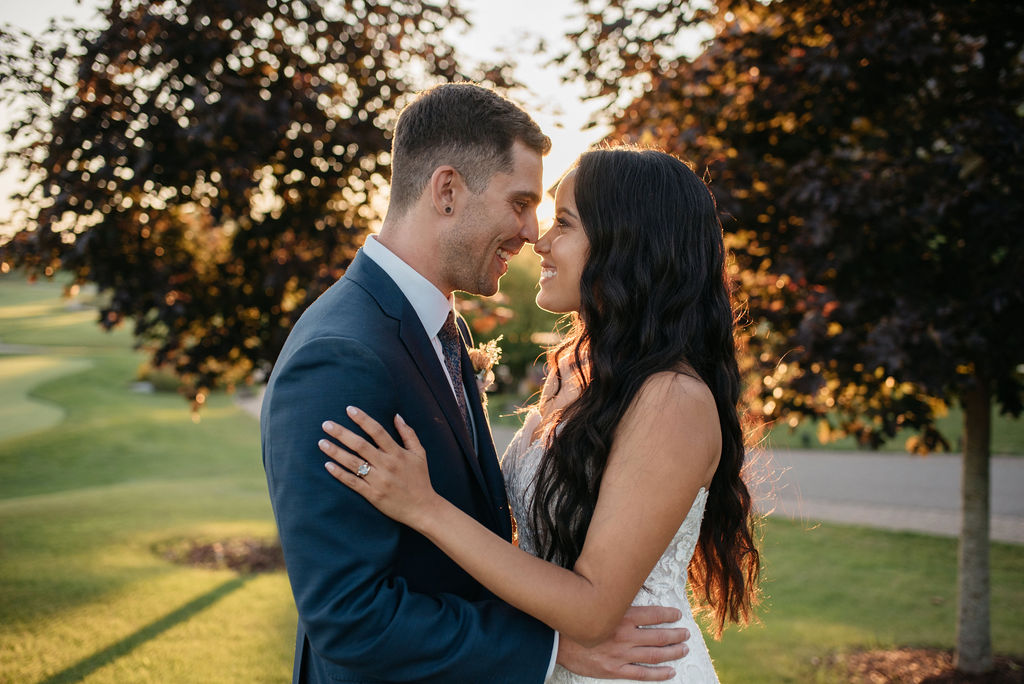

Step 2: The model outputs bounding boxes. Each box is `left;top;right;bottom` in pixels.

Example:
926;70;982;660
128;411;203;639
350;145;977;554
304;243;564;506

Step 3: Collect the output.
631;627;690;648
345;406;401;452
616;665;676;681
629;644;689;665
625;605;684;627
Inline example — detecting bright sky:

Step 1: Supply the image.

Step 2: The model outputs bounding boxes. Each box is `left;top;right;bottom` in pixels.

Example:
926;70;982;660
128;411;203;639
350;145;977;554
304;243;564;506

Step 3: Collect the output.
0;0;611;231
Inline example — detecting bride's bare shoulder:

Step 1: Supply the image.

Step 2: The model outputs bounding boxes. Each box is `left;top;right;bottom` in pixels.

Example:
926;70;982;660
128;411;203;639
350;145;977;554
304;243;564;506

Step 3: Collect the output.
613;370;721;475
634;369;717;416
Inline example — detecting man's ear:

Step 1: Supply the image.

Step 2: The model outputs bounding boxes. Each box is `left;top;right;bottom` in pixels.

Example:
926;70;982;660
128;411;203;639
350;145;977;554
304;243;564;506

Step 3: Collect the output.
428;165;463;217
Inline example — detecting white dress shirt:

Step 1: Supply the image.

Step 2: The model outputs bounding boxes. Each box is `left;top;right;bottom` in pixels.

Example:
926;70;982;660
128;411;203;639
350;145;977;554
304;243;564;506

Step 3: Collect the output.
361;235;559;680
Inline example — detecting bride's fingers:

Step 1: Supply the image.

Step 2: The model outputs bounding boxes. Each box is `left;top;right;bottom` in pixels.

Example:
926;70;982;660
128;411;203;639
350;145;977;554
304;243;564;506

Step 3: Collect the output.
323;460;373;497
394;414;425;457
322;420;380;461
345;406;403;453
318;436;368;474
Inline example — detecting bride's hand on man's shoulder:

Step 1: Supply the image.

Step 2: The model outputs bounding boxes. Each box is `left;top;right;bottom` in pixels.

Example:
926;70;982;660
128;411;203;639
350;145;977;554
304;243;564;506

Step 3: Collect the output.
318;407;440;527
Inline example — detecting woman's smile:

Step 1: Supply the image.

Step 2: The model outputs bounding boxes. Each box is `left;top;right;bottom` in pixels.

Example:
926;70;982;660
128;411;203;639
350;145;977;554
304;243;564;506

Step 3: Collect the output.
533;170;587;314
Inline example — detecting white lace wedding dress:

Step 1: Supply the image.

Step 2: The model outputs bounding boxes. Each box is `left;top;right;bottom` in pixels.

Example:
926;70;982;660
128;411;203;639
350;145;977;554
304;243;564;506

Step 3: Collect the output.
501;410;720;684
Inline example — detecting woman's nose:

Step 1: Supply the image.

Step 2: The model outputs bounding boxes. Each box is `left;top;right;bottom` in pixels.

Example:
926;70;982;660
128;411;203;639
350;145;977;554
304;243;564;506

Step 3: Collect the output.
533;228;551;254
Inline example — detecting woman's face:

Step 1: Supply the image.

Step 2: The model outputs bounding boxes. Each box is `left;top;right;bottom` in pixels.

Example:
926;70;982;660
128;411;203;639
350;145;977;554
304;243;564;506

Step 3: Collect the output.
534;170;589;314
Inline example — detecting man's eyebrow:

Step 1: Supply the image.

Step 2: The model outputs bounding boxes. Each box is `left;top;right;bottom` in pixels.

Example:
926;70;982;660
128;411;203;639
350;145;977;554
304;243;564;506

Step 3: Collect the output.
510;190;541;205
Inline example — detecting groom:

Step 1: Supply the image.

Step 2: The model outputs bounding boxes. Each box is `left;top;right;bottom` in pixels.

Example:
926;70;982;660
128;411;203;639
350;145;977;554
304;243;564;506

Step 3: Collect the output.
262;83;688;683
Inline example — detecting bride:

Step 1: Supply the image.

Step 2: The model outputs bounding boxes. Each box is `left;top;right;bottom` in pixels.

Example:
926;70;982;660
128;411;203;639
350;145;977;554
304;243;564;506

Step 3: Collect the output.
319;147;760;683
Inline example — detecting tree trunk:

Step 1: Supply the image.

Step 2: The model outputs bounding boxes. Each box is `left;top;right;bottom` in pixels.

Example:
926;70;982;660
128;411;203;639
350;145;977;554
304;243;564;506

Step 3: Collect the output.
954;375;992;674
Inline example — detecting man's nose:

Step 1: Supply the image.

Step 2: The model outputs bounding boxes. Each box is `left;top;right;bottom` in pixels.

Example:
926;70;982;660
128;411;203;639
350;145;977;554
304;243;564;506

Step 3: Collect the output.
520;211;540;244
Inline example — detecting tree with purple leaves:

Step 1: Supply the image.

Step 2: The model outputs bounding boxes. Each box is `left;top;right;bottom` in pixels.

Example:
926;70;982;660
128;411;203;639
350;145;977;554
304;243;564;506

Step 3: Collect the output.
0;0;510;408
564;0;1023;674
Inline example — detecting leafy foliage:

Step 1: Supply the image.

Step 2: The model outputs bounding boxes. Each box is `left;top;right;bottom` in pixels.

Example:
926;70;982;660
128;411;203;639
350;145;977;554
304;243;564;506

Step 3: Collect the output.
0;0;512;406
566;0;1024;450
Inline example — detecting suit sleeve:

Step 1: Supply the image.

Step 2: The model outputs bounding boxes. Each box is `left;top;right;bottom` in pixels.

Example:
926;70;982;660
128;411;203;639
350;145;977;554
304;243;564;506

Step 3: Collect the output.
263;336;553;683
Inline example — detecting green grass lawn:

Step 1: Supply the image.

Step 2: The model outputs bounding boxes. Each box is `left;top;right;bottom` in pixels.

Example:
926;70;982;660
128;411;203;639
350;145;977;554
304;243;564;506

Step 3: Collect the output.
708;521;1024;682
1;273;1021;683
0;355;91;441
0;275;293;683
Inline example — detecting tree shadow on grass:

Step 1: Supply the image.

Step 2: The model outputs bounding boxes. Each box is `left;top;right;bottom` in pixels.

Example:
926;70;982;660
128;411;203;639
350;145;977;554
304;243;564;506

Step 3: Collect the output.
39;574;251;684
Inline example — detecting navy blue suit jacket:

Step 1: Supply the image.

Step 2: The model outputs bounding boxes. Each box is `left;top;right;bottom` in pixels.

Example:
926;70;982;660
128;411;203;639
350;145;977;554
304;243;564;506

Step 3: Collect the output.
261;250;553;683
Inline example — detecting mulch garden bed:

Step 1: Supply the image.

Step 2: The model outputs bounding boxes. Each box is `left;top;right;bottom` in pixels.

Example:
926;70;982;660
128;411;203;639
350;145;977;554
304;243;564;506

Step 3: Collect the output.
844;648;1024;683
157;536;285;573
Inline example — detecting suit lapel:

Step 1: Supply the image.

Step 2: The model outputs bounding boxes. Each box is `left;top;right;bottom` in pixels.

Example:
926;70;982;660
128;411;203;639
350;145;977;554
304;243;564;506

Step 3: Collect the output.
457;318;514;540
346;251;503;532
397;310;485;490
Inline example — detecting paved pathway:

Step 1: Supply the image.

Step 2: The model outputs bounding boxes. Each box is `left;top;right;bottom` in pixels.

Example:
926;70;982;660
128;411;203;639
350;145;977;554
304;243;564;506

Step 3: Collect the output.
746;449;1024;544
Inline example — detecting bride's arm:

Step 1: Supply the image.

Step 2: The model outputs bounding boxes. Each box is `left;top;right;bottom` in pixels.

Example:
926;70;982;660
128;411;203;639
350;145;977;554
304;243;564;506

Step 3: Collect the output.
320;372;719;647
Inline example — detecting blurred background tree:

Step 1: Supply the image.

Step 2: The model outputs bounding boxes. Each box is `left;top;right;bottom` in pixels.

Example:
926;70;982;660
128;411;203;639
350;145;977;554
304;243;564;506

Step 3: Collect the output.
564;0;1024;673
0;0;514;408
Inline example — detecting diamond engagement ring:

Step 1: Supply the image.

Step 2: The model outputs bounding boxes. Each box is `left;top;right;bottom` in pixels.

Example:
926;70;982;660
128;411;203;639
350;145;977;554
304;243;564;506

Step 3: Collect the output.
356;462;371;478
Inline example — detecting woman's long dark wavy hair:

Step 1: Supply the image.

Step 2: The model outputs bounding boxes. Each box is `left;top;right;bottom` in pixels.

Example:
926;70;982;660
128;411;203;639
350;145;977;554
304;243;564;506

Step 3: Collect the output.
529;147;759;636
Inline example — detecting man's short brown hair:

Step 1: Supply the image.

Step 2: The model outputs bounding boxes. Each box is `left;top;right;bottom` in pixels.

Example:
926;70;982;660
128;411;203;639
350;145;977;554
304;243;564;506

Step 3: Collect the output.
388;83;551;217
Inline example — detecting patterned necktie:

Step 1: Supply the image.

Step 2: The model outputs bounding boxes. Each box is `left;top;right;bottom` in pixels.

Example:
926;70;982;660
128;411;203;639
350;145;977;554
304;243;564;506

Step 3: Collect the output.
438;311;471;434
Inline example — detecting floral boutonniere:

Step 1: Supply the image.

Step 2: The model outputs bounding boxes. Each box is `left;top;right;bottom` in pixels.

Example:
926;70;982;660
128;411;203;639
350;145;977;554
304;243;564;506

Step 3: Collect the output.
467;335;503;401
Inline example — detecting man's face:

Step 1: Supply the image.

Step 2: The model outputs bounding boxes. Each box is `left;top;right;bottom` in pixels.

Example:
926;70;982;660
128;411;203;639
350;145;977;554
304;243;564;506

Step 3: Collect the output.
439;141;543;296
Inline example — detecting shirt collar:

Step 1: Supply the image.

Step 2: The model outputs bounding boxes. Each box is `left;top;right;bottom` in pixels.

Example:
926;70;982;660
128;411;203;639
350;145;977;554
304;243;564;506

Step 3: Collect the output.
362;235;453;338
